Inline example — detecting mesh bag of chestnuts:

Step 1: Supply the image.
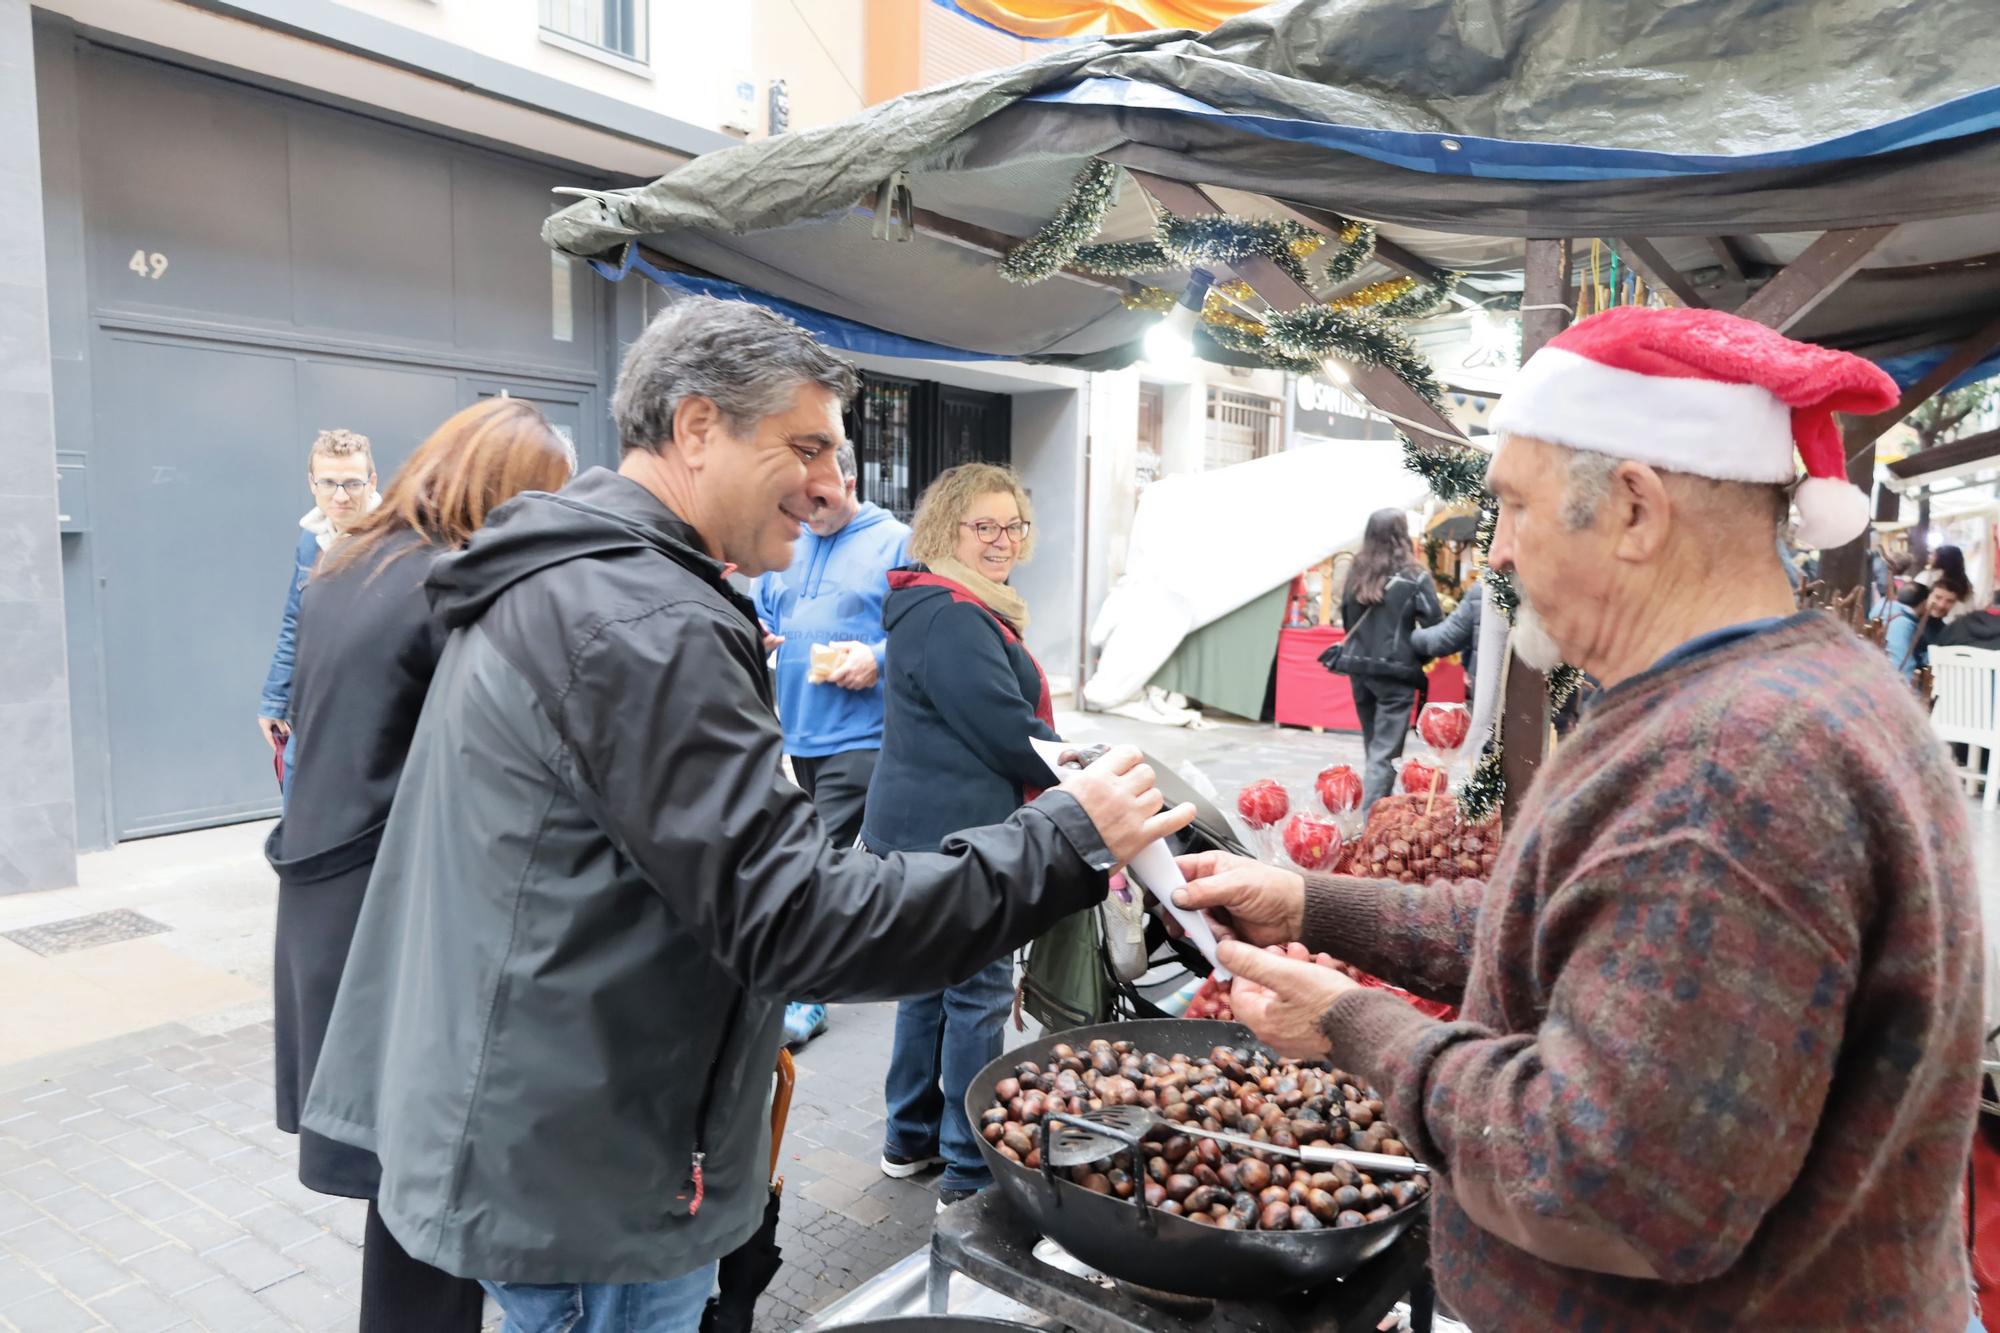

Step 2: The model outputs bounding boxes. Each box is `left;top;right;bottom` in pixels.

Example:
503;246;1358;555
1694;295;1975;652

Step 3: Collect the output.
1337;794;1500;885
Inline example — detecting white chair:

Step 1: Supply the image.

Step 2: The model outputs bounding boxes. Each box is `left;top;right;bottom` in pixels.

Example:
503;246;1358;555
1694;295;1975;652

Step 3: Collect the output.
1929;646;2000;809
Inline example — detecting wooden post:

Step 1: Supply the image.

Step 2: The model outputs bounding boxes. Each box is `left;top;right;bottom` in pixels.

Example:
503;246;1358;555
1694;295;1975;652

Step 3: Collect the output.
1499;238;1572;825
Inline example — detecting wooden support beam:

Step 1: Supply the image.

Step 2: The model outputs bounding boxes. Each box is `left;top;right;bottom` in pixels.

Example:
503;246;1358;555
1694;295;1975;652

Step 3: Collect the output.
1614;237;1707;308
1126;173;1472;449
1886;425;2000;482
1844;310;2000;455
849;191;1142;299
1499;238;1570;826
1733;226;1896;332
1706;236;1750;282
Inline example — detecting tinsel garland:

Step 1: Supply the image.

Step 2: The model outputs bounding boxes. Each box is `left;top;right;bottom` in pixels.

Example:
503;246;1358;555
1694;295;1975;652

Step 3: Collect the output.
1373;271;1463;322
1547;663;1586;709
999;160;1119;284
1319;219;1377;289
1328;276;1419;311
1265;307;1446;408
1159;215;1321;289
1458;747;1506;824
1120;286;1179;314
1074;240;1177;277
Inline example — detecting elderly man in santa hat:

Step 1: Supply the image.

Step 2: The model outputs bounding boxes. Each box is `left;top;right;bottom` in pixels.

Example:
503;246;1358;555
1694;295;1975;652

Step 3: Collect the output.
1178;307;1982;1331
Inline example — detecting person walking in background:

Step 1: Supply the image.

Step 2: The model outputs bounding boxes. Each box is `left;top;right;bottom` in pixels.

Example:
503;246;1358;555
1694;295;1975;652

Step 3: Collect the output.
752;442;911;1048
1329;509;1442;809
256;428;378;797
264;400;573;1331
1411;576;1482;708
1884;580;1961;682
862;462;1058;1213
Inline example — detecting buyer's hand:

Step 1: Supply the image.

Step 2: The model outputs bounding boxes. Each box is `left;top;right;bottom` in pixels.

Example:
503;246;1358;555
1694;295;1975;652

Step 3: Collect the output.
1064;745;1196;867
1173;852;1305;947
826;642;879;690
257;716;290;748
1217;940;1360;1061
759;620;784;654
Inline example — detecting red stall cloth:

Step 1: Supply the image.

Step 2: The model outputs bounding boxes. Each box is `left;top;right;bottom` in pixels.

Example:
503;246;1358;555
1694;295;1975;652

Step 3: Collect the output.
1274;627;1466;731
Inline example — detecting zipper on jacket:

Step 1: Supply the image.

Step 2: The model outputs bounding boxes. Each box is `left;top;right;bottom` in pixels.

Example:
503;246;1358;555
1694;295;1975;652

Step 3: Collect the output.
675;989;746;1217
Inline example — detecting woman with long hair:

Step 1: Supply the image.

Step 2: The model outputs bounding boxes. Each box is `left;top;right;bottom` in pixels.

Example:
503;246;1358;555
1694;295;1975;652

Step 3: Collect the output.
265;398;572;1329
861;463;1056;1213
1334;508;1442;809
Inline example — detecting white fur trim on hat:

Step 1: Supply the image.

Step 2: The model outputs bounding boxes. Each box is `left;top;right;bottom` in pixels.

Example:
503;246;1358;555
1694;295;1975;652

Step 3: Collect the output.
1489;347;1794;483
1793;475;1872;548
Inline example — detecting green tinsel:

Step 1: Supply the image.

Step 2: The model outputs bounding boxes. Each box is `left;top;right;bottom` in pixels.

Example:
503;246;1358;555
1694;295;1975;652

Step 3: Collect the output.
1072;240;1176;276
1547;663;1586;710
1158;215;1316;289
1374;270;1462;322
1265;307;1446;408
1000;160;1119;285
1457;745;1506;824
1319;220;1377;289
1400;438;1487;504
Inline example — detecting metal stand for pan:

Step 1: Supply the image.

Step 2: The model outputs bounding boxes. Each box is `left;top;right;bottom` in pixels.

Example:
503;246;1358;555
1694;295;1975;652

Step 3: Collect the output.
928;1188;1434;1333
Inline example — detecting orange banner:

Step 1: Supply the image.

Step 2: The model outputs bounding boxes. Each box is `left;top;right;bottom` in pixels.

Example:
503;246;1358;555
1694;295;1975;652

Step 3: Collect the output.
949;0;1268;38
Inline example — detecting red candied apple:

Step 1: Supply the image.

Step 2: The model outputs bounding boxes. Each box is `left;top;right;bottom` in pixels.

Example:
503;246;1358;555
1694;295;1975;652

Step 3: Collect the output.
1400;760;1444;796
1237;779;1290;830
1418;705;1471;752
1315;764;1363;814
1282;814;1343;871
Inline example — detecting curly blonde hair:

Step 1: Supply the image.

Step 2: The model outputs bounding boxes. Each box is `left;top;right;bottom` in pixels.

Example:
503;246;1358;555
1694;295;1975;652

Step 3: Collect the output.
909;463;1035;566
308;427;373;473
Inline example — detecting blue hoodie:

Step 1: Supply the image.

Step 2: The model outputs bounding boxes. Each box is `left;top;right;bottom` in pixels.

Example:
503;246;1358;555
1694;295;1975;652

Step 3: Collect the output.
753;502;911;758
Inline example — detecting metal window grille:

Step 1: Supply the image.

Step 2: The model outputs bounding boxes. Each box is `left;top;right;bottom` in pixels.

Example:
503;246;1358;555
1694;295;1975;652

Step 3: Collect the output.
1136;382;1165;485
1203;387;1281;469
540;0;647;61
846;374;1011;523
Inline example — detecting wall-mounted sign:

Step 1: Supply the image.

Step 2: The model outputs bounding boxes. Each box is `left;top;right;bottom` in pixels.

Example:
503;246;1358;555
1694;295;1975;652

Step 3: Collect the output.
1294;375;1394;441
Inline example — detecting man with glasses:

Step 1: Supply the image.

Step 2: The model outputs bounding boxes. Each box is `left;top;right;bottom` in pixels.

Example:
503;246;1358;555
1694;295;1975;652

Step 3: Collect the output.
256;429;378;796
752;442;910;1047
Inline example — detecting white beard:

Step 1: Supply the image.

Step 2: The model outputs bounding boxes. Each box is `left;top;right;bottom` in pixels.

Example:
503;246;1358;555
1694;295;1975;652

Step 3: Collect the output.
1511;601;1565;671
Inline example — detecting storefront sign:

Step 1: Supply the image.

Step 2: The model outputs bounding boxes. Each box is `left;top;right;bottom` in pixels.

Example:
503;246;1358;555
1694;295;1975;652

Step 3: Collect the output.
1294;375;1394;441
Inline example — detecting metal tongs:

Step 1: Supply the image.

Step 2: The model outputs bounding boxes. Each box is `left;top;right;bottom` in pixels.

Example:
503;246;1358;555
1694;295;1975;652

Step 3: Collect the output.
1045;1104;1430;1177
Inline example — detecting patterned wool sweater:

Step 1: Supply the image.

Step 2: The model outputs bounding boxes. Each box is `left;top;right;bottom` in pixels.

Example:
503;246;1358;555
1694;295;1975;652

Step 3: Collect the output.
1307;612;1981;1331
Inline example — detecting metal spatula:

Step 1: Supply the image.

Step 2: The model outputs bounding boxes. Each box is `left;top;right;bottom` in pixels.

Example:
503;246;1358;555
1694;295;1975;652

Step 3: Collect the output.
1044;1104;1430;1176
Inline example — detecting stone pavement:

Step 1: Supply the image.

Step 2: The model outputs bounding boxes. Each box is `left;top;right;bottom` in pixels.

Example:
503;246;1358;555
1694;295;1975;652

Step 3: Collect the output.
0;707;1994;1331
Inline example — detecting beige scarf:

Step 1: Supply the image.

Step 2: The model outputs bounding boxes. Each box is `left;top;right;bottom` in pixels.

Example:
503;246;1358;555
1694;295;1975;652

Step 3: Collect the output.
929;555;1030;634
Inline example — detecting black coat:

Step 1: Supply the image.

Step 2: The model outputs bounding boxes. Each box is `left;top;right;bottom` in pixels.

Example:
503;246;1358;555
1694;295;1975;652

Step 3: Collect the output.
265;528;445;1197
861;572;1060;855
1340;569;1443;689
1937;608;2000;649
297;470;1112;1283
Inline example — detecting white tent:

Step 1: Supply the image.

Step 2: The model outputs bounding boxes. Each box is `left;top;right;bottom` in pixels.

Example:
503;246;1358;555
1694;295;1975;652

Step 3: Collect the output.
1084;438;1432;709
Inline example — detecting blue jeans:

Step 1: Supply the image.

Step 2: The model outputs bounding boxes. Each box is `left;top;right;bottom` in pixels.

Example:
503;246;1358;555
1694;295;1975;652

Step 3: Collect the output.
482;1262;717;1333
883;955;1015;1191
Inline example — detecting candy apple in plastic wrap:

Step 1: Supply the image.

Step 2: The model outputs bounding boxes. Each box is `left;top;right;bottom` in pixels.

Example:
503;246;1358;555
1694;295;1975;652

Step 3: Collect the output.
1315;764;1364;815
1236;779;1290;830
1282;813;1343;872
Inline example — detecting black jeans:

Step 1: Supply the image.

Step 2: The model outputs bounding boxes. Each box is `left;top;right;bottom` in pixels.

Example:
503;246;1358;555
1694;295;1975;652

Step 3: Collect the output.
1349;675;1417;811
792;748;879;849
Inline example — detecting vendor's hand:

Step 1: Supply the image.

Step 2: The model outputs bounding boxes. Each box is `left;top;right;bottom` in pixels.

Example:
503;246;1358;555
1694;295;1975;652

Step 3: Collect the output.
1064;745;1196;867
826;642;879;690
1218;940;1359;1061
257;716;290;748
1173;852;1305;947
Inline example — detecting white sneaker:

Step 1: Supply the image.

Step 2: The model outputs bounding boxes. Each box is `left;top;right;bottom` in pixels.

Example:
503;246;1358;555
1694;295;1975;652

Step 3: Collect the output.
879;1149;944;1179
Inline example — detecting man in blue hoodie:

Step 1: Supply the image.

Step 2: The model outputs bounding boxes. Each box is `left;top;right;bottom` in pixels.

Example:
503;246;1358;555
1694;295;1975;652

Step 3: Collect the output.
754;443;910;1045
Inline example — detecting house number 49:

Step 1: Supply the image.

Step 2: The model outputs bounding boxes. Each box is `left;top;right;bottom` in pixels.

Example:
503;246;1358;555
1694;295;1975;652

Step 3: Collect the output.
127;250;169;280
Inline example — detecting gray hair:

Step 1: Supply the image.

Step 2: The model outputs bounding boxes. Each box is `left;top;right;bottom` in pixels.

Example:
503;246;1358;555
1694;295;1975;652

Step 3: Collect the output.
613;296;858;454
835;443;858;482
1559;447;1621;530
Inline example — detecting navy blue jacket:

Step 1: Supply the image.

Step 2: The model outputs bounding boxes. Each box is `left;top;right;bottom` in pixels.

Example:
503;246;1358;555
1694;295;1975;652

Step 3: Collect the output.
861;571;1058;854
260;528;320;720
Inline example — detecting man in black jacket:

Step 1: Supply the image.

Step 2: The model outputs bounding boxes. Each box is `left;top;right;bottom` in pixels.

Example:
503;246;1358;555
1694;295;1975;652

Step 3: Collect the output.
1937;597;2000;649
302;297;1192;1331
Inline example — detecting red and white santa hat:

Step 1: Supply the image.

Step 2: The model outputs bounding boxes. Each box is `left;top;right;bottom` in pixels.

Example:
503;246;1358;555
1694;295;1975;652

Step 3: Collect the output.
1487;306;1900;548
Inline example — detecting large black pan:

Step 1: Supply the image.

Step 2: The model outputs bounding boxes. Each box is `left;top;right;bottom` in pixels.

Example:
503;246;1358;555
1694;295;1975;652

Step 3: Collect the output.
965;1018;1424;1300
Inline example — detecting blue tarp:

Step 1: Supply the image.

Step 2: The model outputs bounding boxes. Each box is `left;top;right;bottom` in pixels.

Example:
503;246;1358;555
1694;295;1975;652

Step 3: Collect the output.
1026;77;2000;182
590;247;997;362
1876;345;2000;396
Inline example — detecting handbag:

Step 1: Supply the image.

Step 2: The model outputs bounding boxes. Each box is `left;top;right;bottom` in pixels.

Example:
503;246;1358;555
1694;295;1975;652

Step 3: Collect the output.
1317;602;1375;676
1018;907;1110;1031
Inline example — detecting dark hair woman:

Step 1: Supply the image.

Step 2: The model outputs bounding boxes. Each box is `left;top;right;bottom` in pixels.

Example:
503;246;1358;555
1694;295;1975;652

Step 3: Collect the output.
1336;508;1442;809
1922;544;1974;606
265;398;572;1330
860;462;1055;1212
